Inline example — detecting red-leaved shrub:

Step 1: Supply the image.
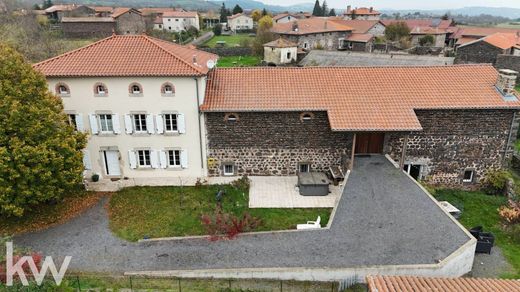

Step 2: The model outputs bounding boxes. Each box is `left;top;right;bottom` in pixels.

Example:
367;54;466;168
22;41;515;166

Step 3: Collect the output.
201;207;261;241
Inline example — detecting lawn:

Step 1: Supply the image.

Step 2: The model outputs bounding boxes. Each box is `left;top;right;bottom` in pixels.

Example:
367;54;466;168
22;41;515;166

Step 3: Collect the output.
108;181;331;242
432;189;520;278
204;33;253;48
0;190;103;236
217;55;261;67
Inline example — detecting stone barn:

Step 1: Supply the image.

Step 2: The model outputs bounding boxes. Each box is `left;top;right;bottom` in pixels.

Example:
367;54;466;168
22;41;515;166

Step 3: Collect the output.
456;32;520;64
263;38;298;65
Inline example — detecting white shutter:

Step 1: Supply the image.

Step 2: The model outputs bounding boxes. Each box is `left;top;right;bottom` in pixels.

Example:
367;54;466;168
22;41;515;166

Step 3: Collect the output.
150;150;159;169
75;114;84;132
82;149;92;170
89;114;98;134
156;115;164;134
177;113;186;134
180;149;188;169
159;150;168;169
128;150;137;169
146;114;155;134
112;114;121;134
124;114;133;134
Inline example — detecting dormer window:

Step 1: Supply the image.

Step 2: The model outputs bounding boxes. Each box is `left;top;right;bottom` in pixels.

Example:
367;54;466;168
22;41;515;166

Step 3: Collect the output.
94;83;108;96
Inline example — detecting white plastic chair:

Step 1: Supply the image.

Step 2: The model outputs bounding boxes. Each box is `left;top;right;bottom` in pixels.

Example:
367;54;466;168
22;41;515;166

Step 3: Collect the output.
297;216;321;230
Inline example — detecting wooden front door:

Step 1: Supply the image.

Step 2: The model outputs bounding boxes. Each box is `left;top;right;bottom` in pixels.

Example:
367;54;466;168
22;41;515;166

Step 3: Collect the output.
355;133;385;154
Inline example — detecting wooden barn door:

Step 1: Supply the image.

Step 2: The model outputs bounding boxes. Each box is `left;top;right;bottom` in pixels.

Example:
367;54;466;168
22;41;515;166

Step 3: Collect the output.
355;133;385;154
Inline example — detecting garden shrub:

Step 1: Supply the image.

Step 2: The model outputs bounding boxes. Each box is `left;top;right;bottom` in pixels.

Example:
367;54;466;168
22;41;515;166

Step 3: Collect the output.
231;176;250;191
483;169;511;195
499;199;520;225
201;207;261;241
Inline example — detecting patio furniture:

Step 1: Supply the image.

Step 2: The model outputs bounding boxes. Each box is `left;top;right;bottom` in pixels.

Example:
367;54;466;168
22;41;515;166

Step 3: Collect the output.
328;166;345;186
298;172;329;196
439;201;461;219
297;216;321;230
470;226;495;254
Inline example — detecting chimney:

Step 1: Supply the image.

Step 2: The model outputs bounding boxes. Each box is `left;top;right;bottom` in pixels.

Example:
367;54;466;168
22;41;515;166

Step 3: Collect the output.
347;5;351;14
496;69;518;96
292;21;298;32
192;55;198;65
324;21;328;29
370;7;373;12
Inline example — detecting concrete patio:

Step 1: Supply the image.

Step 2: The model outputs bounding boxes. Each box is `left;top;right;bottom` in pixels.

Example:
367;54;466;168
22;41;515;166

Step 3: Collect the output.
248;176;342;208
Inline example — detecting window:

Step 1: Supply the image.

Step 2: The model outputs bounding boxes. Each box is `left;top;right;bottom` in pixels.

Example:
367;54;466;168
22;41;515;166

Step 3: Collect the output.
300;112;314;122
403;164;422;180
303;42;309;49
463;170;474;183
287;52;292;59
137;150;151;167
94;83;107;96
299;163;310;173
168;150;181;167
129;83;142;95
225;113;239;123
223;163;234;176
56;83;70;95
67;114;77;130
164;114;178;132
133;114;147;132
161;83;175;95
99;114;114;133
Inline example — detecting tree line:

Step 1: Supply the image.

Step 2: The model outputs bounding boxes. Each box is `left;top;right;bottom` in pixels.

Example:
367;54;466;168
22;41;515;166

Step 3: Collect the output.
312;0;336;17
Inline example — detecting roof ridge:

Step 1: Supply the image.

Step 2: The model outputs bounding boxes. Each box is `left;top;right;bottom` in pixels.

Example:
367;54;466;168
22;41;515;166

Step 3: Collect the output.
33;35;117;68
143;35;205;75
212;64;494;71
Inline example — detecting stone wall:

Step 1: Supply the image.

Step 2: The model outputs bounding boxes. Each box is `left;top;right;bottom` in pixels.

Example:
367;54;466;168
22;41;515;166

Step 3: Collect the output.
205;111;352;176
116;11;146;35
198;47;253;57
495;54;520;73
386;109;517;187
206;109;518;187
61;21;115;38
281;31;350;51
455;41;505;64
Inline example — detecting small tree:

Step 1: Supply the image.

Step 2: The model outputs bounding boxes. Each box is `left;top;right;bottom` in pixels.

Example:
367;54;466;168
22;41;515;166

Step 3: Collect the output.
232;4;243;15
0;44;87;217
328;8;336;17
321;0;328;16
262;8;268;16
219;3;228;23
441;13;450;20
42;0;53;9
252;15;274;56
213;23;222;36
385;21;411;42
419;34;435;46
251;9;262;22
312;0;322;16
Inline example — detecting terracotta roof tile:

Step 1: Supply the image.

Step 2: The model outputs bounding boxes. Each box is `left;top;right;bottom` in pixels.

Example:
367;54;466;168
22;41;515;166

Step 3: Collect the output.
33;35;218;77
345;7;381;15
452;26;520;39
228;13;250;20
367;275;520;292
483;32;520;49
346;33;374;42
264;38;298;48
61;17;114;23
272;17;353;35
111;7;138;18
202;65;520;131
329;19;381;34
162;11;198;18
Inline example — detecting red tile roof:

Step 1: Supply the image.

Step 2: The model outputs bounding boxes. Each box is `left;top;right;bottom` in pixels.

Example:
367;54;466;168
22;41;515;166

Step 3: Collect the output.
367;275;520;292
61;17;114;23
346;33;374;42
381;19;454;30
330;19;381;34
451;26;520;39
111;7;139;18
345;7;381;16
33;35;218;77
410;26;447;35
138;7;184;16
272;18;353;35
461;32;520;50
162;11;198;18
228;13;250;20
202;65;520;131
264;38;298;48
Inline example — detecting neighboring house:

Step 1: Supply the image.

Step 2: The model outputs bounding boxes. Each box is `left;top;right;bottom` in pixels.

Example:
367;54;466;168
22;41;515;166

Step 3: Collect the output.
456;32;520;64
410;27;447;47
61;17;115;38
273;13;299;24
343;5;381;20
227;13;253;32
44;4;114;20
200;11;220;28
112;8;146;35
33;35;218;187
157;11;200;32
381;18;455;47
263;38;298;65
271;18;353;51
201;66;520;187
367;275;520;291
450;26;520;48
44;4;77;21
332;19;386;52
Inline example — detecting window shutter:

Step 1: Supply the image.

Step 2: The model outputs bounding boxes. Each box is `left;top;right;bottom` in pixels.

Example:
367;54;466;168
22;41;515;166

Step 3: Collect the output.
177;113;186;134
75;114;84;132
146;114;155;134
180;149;188;169
156;115;164;134
128;150;137;169
124;114;133;134
89;114;99;134
159;150;168;169
82;149;92;170
112;114;121;134
150;150;159;169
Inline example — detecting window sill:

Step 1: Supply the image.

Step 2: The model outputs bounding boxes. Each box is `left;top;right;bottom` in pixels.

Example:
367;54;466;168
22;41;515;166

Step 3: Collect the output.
161;93;175;97
131;132;151;137
136;166;153;170
163;131;180;136
94;94;108;97
166;166;183;171
58;93;71;97
98;132;117;137
129;93;143;97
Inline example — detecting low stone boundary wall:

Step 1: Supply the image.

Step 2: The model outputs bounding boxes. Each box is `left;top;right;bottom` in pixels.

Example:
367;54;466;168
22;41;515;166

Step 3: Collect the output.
495;54;520;73
198;47;253;56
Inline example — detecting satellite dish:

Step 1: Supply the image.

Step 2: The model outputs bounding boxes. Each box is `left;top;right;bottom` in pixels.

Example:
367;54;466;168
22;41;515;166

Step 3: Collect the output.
207;59;216;69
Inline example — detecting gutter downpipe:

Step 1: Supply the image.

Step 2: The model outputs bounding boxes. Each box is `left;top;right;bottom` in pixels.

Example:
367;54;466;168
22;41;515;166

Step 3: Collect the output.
195;77;204;169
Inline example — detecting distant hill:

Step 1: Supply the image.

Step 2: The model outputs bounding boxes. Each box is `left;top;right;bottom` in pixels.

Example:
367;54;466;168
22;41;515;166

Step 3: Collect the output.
382;6;520;19
211;0;314;13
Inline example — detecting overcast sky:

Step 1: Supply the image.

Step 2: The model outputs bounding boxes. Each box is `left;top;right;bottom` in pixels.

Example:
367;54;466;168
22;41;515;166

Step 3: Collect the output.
259;0;520;10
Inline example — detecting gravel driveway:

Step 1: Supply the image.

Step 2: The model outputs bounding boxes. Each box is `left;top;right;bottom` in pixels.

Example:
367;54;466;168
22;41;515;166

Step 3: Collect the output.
15;155;472;274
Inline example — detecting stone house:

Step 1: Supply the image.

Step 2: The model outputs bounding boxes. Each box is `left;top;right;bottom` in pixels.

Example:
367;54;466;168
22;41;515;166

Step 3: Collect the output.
227;13;253;32
61;17;115;38
456;32;520;64
112;8;146;35
34;35;218;187
450;27;520;48
273;13;309;24
263;38;298;65
271;18;353;51
410;27;447;48
201;66;520;187
343;6;381;20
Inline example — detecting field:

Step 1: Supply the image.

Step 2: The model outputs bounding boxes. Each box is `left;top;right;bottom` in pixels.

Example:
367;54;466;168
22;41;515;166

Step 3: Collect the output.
204;34;254;48
217;55;261;67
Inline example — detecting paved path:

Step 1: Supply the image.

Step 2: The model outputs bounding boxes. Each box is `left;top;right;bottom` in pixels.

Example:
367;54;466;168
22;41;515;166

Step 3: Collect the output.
15;155;471;273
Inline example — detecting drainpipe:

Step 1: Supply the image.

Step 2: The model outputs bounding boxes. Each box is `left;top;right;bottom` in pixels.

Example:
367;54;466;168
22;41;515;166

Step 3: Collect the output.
349;133;357;170
400;134;409;169
194;77;205;170
503;111;517;166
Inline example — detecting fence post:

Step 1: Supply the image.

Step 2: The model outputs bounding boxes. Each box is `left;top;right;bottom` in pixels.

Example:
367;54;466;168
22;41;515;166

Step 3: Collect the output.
129;276;133;292
178;278;182;292
76;275;81;292
280;280;283;292
228;279;232;289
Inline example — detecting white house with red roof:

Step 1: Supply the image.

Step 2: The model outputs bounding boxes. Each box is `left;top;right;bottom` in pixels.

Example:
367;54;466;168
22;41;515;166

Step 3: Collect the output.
343;5;381;20
154;11;200;32
227;13;253;32
33;35;218;189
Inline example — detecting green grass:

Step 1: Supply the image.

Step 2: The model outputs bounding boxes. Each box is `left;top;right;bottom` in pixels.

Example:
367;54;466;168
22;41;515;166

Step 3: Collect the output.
109;184;331;242
432;189;520;278
217;55;261;67
204;34;253;48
